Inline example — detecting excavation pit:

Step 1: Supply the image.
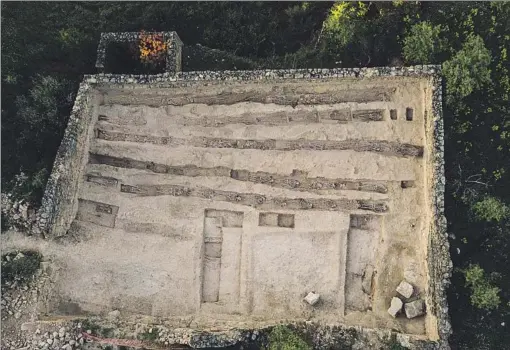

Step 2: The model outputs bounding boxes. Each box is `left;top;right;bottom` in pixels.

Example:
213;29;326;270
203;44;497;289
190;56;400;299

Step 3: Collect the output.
26;67;450;346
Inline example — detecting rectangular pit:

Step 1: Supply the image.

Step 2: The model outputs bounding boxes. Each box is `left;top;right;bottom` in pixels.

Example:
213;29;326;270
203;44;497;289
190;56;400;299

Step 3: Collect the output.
34;70;446;343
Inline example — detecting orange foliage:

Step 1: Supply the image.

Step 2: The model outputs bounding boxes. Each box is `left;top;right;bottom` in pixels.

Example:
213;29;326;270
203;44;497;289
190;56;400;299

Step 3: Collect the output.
139;31;167;65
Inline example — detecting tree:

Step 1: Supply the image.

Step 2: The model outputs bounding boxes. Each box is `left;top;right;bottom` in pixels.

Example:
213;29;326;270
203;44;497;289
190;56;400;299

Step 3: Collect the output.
464;264;501;311
3;75;74;203
402;21;443;64
443;34;492;109
473;197;509;223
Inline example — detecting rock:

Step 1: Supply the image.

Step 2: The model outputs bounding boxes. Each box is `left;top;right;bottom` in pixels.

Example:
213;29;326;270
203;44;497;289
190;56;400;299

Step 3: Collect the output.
46;339;53;345
396;280;414;299
304;292;320;306
14;312;21;319
404;299;425;319
68;340;75;346
387;297;403;317
62;345;72;350
14;252;25;261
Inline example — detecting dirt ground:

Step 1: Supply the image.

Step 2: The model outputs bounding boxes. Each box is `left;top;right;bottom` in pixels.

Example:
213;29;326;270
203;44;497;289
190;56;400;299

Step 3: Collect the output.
2;77;436;339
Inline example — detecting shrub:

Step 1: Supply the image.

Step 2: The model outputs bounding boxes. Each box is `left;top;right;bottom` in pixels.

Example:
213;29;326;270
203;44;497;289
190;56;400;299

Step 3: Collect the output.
402;21;443;64
268;325;311;350
443;34;491;108
464;264;501;310
472;196;509;222
322;2;369;49
1;250;42;285
138;31;167;67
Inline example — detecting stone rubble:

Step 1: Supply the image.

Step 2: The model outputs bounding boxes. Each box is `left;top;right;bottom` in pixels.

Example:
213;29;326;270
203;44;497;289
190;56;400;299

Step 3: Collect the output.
1;186;37;233
1;255;48;324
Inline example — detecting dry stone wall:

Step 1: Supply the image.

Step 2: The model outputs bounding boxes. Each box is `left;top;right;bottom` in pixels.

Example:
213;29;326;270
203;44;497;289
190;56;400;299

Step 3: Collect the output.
34;83;97;239
95;31;183;74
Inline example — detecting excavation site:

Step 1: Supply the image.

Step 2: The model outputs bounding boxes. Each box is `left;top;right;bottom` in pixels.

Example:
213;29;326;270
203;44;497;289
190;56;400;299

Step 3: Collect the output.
2;32;451;350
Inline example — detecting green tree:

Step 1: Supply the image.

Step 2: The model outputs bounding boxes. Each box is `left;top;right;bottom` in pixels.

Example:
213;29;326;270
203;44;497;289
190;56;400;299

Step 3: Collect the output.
443;34;491;108
402;21;443;64
4;75;74;203
464;264;501;311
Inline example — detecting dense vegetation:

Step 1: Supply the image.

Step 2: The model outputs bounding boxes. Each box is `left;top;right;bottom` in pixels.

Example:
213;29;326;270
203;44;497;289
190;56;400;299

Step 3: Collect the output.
1;2;509;349
1;250;42;286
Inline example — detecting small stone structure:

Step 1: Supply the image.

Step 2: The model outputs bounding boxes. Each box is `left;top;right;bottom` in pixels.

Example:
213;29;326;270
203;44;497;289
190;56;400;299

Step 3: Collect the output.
95;31;183;74
31;32;452;349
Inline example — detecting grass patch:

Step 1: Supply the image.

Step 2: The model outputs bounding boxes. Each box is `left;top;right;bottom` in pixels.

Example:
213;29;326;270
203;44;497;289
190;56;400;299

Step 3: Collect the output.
138;329;158;341
80;319;115;338
1;250;42;285
267;325;311;350
80;319;103;335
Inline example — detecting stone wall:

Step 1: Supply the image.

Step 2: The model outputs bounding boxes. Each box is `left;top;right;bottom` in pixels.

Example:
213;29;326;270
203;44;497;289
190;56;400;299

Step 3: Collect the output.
427;72;452;348
95;31;183;74
34;83;98;238
36;65;451;348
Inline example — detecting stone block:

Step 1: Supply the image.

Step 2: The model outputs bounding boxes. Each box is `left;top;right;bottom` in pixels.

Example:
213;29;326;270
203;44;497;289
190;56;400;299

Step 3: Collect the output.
405;299;425;319
304;292;320;306
396;280;414;299
388;297;403;318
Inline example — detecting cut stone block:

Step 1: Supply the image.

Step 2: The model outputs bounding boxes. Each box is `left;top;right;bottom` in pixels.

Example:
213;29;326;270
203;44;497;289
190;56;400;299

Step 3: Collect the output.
396;280;414;299
387;297;403;318
404;299;425;319
304;292;320;306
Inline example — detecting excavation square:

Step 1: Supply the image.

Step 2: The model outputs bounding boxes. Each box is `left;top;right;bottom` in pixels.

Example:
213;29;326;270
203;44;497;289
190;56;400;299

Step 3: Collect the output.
33;71;446;343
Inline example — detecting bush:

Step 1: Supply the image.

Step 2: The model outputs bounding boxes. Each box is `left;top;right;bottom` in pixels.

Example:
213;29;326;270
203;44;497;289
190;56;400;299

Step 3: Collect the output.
1;250;42;285
402;21;443;64
3;75;74;206
267;325;311;350
443;34;491;108
321;2;371;65
472;197;509;222
464;264;501;310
